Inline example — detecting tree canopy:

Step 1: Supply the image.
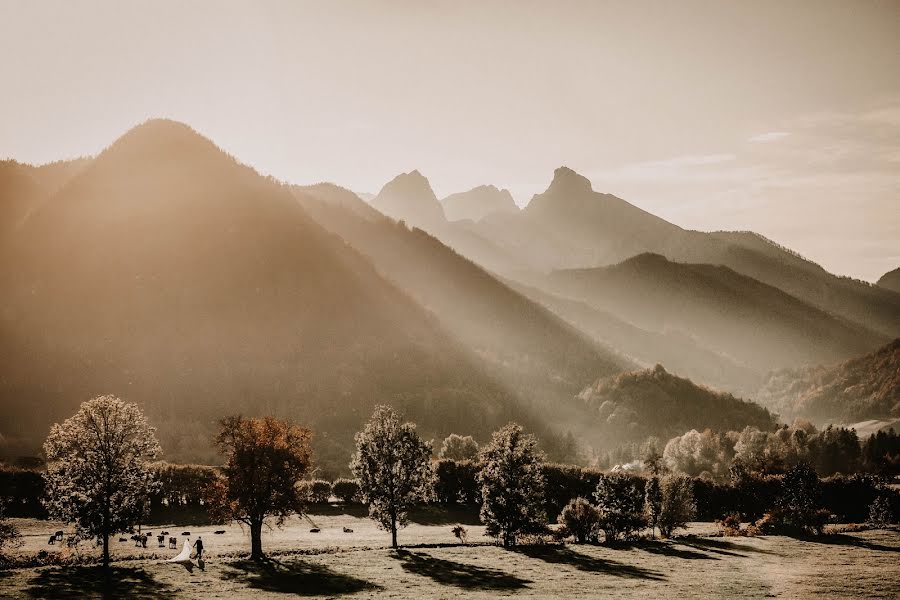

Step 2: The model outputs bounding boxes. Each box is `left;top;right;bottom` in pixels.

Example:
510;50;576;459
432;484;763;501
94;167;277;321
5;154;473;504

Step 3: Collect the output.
350;405;433;548
206;415;313;559
42;395;161;567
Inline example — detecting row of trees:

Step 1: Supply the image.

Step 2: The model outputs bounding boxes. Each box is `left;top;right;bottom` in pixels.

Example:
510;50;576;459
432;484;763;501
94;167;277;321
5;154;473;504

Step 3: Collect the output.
10;396;899;570
660;422;899;480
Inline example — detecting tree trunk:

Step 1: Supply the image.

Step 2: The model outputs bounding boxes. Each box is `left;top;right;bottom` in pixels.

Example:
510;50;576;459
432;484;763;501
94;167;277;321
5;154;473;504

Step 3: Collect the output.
250;520;264;559
390;511;398;549
102;502;110;569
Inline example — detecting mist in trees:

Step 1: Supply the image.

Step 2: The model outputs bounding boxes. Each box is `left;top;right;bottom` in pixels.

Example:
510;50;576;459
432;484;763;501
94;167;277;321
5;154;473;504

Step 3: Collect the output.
42;396;161;568
204;415;313;559
350;405;433;549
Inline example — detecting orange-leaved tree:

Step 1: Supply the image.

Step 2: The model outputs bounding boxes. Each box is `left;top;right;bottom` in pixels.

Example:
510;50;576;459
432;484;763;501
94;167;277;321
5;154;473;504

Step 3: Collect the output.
205;416;313;559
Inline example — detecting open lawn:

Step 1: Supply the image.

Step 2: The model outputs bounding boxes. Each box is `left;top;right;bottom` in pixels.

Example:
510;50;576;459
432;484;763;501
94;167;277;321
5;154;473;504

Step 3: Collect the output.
1;512;898;599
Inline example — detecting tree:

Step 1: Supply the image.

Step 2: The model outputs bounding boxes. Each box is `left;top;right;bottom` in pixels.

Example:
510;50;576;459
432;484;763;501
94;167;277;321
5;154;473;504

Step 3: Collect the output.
299;480;332;504
757;462;829;535
558;497;601;543
593;473;645;543
350;406;433;549
206;416;313;559
439;434;479;461
477;423;547;548
43;396;161;568
657;475;696;538
644;476;662;538
331;478;361;504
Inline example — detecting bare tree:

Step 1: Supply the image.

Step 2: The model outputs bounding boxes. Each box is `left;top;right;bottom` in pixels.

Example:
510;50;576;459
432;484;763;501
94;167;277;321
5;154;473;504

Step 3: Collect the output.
43;396;161;568
350;406;432;549
205;416;313;559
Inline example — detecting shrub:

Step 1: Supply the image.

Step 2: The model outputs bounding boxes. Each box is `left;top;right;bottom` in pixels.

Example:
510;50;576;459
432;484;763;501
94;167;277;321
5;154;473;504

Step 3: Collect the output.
593;473;646;542
644;476;661;537
867;496;894;528
717;513;745;537
433;459;479;504
756;463;830;535
558;497;601;543
451;524;468;544
657;475;696;538
331;478;361;504
542;463;605;522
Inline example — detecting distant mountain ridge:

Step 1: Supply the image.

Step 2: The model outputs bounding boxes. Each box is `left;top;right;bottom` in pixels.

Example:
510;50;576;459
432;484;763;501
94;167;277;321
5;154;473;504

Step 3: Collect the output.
544;253;887;374
756;338;900;424
370;166;899;340
442;184;518;222
878;268;900;294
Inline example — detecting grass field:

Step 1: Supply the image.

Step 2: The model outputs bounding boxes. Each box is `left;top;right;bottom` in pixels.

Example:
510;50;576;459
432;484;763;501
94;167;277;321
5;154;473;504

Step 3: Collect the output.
1;511;898;599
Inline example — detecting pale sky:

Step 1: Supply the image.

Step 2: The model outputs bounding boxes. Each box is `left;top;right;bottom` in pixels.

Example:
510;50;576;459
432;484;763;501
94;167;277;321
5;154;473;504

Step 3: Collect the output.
2;0;898;281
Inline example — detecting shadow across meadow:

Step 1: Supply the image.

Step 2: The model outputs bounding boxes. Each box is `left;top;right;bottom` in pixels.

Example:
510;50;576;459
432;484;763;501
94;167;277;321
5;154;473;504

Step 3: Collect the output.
514;545;666;581
24;565;176;599
220;557;379;596
394;549;530;590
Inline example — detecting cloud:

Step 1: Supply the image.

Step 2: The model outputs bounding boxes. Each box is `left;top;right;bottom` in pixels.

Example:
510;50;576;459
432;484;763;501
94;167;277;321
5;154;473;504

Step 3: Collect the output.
749;131;790;143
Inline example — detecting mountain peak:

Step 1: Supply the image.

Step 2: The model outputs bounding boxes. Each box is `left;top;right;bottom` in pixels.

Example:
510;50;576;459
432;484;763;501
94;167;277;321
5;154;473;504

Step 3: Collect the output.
372;170;445;226
549;166;593;193
442;184;518;222
100;118;224;166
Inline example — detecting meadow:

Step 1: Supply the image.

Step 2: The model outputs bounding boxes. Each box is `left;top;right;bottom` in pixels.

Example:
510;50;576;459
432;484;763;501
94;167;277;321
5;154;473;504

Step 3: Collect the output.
1;511;897;599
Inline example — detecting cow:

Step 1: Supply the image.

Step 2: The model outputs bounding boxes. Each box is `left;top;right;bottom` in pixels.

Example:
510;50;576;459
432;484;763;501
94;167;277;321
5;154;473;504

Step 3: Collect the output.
168;537;177;549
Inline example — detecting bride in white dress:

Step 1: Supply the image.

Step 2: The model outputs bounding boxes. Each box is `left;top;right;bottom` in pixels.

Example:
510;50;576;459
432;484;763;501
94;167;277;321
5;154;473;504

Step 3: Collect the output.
169;538;193;563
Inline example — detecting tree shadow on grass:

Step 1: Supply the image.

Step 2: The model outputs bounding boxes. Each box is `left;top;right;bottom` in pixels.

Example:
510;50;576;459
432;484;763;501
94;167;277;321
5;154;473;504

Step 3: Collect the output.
629;540;718;560
24;565;175;599
514;546;666;581
394;549;530;590
220;557;379;596
793;533;900;553
678;537;776;557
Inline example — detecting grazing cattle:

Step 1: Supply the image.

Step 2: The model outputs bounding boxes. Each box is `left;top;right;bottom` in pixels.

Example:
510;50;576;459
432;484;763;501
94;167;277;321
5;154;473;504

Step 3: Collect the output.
214;530;226;535
55;531;64;541
181;531;190;536
343;527;353;533
141;534;148;548
309;528;320;533
47;535;56;545
157;535;165;547
162;531;169;535
168;537;177;549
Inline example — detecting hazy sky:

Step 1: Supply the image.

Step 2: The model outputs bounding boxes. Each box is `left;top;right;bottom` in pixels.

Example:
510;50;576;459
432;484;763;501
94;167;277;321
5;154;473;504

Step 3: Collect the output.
2;0;898;281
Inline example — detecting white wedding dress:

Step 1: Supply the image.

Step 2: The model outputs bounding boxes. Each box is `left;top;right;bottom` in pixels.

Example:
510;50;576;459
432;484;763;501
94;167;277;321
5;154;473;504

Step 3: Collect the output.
169;539;193;563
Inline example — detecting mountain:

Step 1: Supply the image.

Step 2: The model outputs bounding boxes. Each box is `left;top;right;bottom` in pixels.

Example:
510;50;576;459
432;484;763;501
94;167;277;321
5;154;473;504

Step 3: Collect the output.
0;120;555;471
544;253;887;375
370;170;445;229
416;167;900;339
293;183;627;427
0;158;89;238
442;185;518;222
877;268;900;294
577;364;777;447
504;278;761;394
755;338;900;424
